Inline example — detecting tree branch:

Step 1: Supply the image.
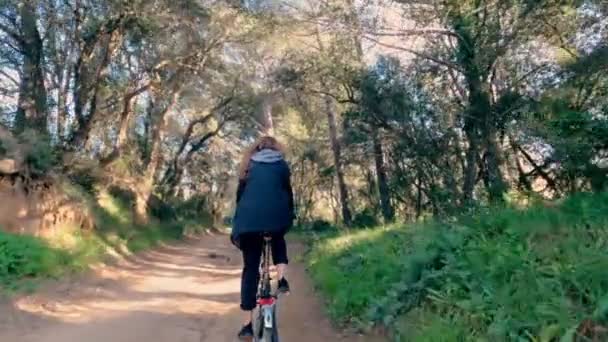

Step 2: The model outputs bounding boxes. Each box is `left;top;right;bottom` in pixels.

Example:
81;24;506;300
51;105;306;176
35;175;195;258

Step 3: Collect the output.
309;88;358;104
0;12;18;26
512;63;550;89
365;28;460;39
98;82;153;166
0;35;24;54
363;35;463;72
0;69;19;87
187;123;224;156
0;22;23;45
160;95;235;186
0;84;17;95
541;18;578;59
513;140;557;191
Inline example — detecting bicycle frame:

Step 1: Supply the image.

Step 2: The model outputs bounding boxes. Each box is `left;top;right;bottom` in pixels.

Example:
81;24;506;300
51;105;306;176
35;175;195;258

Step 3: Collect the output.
259;236;274;299
255;235;279;342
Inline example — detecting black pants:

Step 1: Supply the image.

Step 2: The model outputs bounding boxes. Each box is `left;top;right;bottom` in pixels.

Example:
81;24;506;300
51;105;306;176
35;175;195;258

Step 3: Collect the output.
239;233;288;311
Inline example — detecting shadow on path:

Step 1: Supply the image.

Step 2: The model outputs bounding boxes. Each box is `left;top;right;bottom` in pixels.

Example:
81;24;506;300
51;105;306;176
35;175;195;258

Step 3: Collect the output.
0;233;385;342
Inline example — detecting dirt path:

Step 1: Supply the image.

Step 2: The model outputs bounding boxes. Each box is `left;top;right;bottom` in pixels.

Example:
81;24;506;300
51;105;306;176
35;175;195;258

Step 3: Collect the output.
0;233;383;342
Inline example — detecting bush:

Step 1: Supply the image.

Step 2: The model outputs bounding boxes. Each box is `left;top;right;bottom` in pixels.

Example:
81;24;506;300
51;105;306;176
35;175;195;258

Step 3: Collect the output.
148;195;177;222
68;168;99;195
126;222;184;252
301;219;338;233
107;186;136;208
351;208;380;228
172;194;206;220
307;192;608;341
0;231;69;286
19;130;58;176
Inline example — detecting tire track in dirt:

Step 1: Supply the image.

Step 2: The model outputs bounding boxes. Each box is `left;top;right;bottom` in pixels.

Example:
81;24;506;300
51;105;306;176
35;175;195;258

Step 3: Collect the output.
0;233;384;342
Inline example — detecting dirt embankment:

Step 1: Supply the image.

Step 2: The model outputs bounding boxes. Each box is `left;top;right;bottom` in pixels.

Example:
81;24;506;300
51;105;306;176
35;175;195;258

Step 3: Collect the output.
0;126;93;237
0;175;94;237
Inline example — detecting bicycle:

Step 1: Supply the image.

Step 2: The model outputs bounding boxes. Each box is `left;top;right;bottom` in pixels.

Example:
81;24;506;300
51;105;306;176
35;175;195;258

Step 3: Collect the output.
254;234;281;342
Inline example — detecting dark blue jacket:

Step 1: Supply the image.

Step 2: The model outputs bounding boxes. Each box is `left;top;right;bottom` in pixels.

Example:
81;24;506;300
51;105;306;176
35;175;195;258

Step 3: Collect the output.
232;152;294;244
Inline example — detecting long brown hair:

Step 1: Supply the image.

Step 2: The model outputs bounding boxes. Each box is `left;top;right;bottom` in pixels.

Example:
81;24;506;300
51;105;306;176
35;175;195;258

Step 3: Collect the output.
238;136;285;180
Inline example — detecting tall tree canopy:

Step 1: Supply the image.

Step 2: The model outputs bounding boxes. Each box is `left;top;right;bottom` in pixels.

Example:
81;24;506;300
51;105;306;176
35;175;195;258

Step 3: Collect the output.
0;0;606;224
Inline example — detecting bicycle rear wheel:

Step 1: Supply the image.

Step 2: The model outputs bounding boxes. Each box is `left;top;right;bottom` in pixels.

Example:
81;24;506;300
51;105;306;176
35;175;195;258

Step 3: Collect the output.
256;306;279;342
259;327;277;342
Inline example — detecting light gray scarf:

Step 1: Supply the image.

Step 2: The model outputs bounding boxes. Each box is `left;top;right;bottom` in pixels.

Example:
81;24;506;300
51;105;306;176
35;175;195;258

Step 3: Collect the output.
251;149;284;163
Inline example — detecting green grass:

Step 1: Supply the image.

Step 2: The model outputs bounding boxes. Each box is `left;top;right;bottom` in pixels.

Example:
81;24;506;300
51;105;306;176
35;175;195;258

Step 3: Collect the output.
307;192;608;341
0;231;70;289
0;186;205;291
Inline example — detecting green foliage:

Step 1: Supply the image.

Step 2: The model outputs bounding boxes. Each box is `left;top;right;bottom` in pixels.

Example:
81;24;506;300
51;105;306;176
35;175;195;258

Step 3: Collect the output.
308;193;608;340
343;56;462;216
299;219;338;233
107;185;137;207
68;168;100;195
93;189;186;248
171;194;206;220
0;231;69;286
148;198;178;222
351;208;379;228
125;221;185;253
531;92;608;192
166;194;216;228
19;131;58;176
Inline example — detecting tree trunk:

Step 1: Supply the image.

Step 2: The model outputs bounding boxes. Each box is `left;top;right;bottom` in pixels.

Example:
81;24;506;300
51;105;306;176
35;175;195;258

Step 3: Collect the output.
70;27;122;149
261;96;275;135
135;90;180;224
372;128;394;222
454;14;506;205
312;15;352;225
47;0;70;144
136;129;164;224
56;71;68;142
460;62;506;204
140;98;153;164
344;0;364;61
365;166;377;211
483;127;506;202
462;120;479;205
324;95;352;225
416;171;423;219
99;100;133;167
15;1;47;134
100;85;150;167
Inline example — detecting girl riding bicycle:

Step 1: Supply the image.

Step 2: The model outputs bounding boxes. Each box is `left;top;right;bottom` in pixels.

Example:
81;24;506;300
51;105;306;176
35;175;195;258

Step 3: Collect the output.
231;136;294;340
